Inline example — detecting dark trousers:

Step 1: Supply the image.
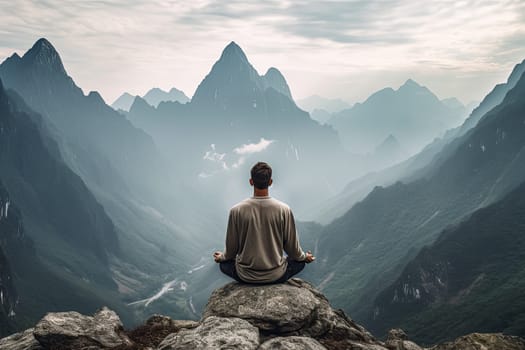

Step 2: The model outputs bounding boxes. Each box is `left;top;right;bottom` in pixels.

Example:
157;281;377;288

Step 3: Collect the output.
219;257;305;284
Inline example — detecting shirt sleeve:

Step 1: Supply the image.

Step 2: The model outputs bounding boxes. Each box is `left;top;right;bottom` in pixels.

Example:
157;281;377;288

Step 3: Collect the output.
220;208;239;262
283;208;306;261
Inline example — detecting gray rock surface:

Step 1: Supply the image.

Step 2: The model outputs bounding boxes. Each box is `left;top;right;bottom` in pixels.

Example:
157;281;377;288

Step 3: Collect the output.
0;328;42;350
258;336;327;350
157;315;259;350
385;329;423;350
429;333;525;350
203;278;387;349
33;306;131;349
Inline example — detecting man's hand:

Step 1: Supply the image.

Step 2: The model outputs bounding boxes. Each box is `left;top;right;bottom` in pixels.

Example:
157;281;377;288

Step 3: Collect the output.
305;251;316;263
213;251;223;263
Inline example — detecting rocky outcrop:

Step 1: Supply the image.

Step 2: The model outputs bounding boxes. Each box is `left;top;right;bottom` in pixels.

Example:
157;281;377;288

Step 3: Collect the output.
1;279;524;350
428;333;525;350
158;316;259;350
259;336;327;350
385;329;423;350
204;279;385;349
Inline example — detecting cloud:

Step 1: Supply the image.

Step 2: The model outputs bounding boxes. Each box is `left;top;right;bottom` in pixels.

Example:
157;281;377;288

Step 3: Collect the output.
200;138;275;178
0;0;524;104
233;138;275;155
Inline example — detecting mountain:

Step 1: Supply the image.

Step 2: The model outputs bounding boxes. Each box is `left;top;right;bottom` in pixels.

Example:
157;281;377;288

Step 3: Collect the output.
458;59;525;135
297;95;351;113
440;97;464;110
0;39;199;324
111;92;136;111
143;87;190;107
0;78;135;334
329;79;465;155
372;179;525;344
371;134;406;167
0;182;18;335
310;108;332;124
0;38;164;199
127;41;355;217
310;68;525;341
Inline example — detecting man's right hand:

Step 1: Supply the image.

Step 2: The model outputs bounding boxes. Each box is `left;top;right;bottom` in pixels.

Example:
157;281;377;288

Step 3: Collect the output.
305;251;315;263
213;251;223;263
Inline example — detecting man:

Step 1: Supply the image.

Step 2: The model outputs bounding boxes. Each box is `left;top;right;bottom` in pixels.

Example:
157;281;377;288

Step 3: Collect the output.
213;161;315;284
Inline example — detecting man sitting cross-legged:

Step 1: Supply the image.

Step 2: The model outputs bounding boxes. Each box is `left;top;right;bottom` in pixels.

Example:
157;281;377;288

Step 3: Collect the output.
213;161;315;284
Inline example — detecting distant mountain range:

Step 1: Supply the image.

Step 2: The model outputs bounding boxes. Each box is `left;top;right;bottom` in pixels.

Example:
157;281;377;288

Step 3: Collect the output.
126;41;353;217
296;95;352;123
111;87;190;111
329;79;468;155
308;61;525;343
367;66;525;343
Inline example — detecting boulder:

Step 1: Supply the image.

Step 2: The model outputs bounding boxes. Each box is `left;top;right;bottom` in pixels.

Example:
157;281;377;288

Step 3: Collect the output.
203;278;387;349
33;306;132;349
258;336;327;350
429;333;525;350
125;315;199;348
385;329;423;350
157;315;259;350
0;328;42;350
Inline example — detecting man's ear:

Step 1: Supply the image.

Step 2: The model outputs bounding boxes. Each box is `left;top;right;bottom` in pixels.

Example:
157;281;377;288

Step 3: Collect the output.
249;178;254;187
269;179;273;187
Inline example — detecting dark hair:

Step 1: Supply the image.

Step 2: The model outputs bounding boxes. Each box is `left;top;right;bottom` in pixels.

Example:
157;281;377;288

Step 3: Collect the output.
251;162;272;189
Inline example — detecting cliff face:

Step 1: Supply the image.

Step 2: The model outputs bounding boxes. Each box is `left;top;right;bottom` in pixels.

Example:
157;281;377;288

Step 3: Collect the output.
1;279;524;350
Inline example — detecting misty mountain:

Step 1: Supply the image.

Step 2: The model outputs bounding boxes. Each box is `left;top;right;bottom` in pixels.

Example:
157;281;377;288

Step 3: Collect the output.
372;179;525;344
440;97;464;110
307;63;518;224
329;79;465;155
0;79;134;334
0;39;201;323
111;92;135;111
143;87;189;107
309;109;332;124
310;68;525;339
127;41;355;217
371;134;406;167
297;94;351;113
458;58;525;135
0;38;165;199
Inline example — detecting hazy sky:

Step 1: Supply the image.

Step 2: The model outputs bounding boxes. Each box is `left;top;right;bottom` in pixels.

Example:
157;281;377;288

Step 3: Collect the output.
1;0;524;105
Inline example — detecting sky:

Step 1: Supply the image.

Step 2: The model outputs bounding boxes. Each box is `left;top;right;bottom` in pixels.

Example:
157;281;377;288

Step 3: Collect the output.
1;0;524;106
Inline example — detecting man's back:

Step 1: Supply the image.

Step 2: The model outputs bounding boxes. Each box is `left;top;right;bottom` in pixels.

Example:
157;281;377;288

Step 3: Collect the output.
214;161;314;284
222;196;305;283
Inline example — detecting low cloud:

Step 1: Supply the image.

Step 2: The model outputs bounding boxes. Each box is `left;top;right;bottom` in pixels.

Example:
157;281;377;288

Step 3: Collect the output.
201;138;275;178
233;138;275;155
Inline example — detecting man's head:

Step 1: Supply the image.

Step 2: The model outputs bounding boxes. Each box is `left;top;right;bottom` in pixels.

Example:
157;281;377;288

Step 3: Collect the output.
250;162;273;189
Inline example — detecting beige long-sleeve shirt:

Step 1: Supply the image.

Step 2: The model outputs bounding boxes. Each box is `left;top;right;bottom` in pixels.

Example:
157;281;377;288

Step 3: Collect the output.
220;196;306;283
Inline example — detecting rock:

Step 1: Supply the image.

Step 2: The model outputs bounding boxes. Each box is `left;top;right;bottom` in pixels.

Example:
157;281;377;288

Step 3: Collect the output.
0;328;42;350
385;328;423;350
125;315;199;348
157;315;259;350
33;306;132;349
203;278;387;350
429;333;525;350
258;336;327;350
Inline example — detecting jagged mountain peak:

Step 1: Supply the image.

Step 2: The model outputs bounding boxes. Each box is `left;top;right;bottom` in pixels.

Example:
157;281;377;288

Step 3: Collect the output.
264;67;292;99
22;38;66;75
220;41;248;62
400;78;422;90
